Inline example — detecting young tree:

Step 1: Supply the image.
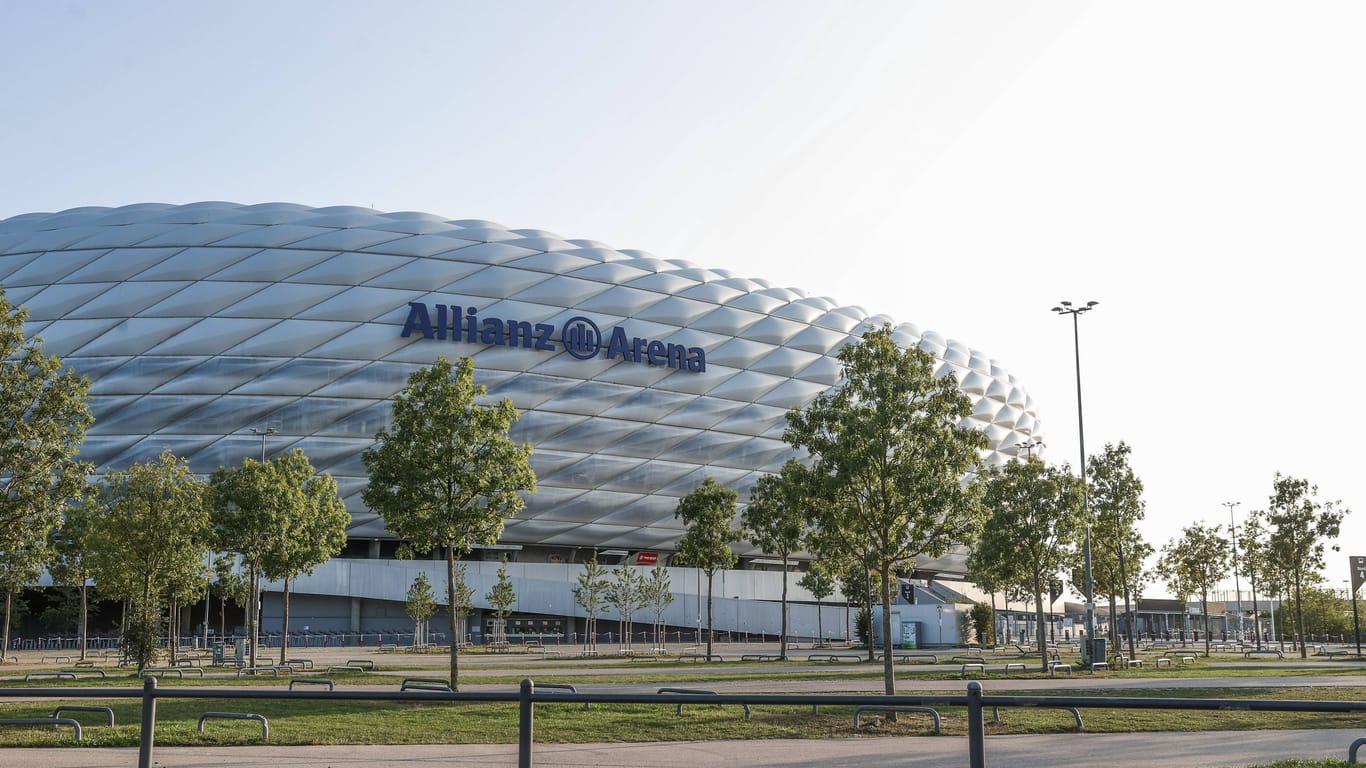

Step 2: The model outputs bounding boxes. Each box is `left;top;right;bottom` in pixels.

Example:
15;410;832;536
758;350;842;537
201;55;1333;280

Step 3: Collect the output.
49;499;95;660
1263;474;1349;657
451;562;476;647
572;551;610;653
362;355;536;689
971;456;1084;671
968;602;996;647
0;538;46;660
785;325;987;694
674;477;740;659
1237;509;1273;649
406;572;437;648
86;450;211;672
209;457;288;668
642;563;674;650
743;458;810;659
258;450;350;663
1081;442;1152;659
797;559;837;646
1159;521;1228;658
605;560;646;652
485;557;517;647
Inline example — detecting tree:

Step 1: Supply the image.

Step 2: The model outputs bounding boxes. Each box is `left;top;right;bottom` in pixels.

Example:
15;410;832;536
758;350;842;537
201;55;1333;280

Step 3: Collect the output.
0;286;92;655
1263;474;1348;657
212;555;250;638
742;458;810;660
1237;509;1273;649
406;572;437;648
258;450;349;663
450;563;476;646
674;477;740;659
572;551;610;653
1079;442;1152;659
968;602;996;647
605;561;647;652
86;450;211;672
797;559;837;646
0;538;46;660
784;324;987;695
485;557;517;647
362;355;536;690
209;456;288;668
642;563;674;650
971;456;1084;671
1282;584;1352;637
49;498;96;660
1159;521;1228;658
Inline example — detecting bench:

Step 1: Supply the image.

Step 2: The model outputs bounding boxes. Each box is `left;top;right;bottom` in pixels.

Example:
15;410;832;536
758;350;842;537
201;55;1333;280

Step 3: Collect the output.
852;705;942;733
288;677;334;690
1179;655;1197;665
1088;662;1109;673
1121;657;1144;669
0;717;82;741
952;655;988;664
534;682;589;710
400;677;453;692
62;668;107;678
52;705;114;727
1049;662;1072;676
198;711;268;740
1155;657;1173;667
807;653;862;663
283;658;314;669
345;659;375;671
40;655;73;663
741;653;783;661
960;663;986;678
1244;649;1284;659
876;652;939;663
1002;662;1027;672
140;667;204;678
681;653;725;662
24;671;76;682
657;687;750;720
991;705;1083;730
237;666;282;677
73;660;99;668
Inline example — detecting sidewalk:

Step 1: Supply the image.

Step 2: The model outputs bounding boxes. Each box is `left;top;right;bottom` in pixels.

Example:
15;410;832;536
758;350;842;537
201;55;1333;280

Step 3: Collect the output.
7;729;1362;767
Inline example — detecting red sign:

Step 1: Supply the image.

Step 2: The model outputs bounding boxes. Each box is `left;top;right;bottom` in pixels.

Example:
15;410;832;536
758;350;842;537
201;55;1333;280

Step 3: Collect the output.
635;551;658;565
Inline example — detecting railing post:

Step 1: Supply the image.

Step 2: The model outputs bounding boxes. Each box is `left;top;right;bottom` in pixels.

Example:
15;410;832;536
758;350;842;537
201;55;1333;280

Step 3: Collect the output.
138;675;157;768
519;678;534;768
967;681;985;768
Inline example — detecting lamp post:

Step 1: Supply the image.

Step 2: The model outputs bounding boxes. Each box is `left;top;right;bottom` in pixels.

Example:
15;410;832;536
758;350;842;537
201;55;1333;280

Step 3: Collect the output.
1052;300;1101;663
249;426;277;462
1223;501;1243;642
1015;439;1045;459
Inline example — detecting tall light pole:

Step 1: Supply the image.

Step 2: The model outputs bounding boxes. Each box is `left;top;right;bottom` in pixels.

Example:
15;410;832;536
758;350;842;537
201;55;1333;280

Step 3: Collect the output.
1223;501;1243;642
250;425;277;462
1052;300;1100;663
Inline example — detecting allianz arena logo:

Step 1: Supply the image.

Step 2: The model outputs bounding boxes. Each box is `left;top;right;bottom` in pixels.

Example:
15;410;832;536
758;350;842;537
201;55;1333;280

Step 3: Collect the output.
400;302;706;372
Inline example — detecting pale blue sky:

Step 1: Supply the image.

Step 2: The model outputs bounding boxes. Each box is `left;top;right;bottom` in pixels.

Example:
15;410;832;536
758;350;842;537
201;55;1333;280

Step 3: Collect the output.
4;1;1364;599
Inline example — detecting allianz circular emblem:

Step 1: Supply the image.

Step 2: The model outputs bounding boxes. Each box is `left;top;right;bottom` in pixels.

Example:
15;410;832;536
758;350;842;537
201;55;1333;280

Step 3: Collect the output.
401;301;706;372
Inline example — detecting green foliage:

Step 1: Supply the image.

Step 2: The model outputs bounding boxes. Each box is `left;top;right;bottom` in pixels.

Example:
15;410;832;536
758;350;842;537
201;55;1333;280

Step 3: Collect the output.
1160;521;1228;657
406;572;437;623
971;455;1084;670
743;459;812;658
362;356;535;689
642;563;673;647
797;560;837;602
573;551;610;623
784;324;987;693
969;601;995;646
121;600;162;673
675;477;740;657
1282;584;1352;636
1263;474;1348;657
486;557;516;619
605;561;647;648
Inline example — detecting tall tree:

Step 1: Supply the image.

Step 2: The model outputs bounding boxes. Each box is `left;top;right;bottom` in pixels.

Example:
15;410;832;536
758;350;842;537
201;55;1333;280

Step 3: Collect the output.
49;498;96;660
572;551;610;653
258;450;349;663
784;325;987;694
86;450;211;672
1263;474;1348;657
209;457;288;668
674;477;740;659
971;456;1084;671
1159;521;1228;658
0;286;93;653
1237;509;1272;649
406;572;436;648
797;559;837;646
742;458;811;659
362;355;536;689
0;538;46;660
1080;442;1152;659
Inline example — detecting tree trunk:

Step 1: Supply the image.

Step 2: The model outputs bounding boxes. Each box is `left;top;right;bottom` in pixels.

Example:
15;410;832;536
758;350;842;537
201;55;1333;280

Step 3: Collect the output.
779;554;789;660
280;575;291;664
168;600;178;665
815;595;824;646
248;568;259;669
2;590;12;663
79;582;89;661
446;545;461;690
1250;578;1262;650
1201;590;1211;657
880;566;895;696
1035;583;1049;672
1293;572;1308;659
1107;594;1119;653
705;570;715;658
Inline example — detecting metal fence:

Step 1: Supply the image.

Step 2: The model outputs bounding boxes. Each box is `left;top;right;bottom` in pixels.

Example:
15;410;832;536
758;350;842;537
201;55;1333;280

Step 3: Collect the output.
3;679;1365;768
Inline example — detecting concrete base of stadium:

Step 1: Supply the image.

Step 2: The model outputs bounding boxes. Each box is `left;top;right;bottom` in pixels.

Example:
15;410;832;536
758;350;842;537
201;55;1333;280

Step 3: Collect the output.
6;729;1359;768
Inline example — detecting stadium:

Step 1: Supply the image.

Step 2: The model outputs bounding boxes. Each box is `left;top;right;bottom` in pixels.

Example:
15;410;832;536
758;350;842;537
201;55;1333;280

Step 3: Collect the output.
0;202;1042;645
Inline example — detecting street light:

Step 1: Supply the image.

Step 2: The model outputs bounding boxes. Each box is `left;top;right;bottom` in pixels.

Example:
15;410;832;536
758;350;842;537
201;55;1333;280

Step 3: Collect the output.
249;426;277;462
1015;439;1045;459
1223;501;1243;642
1051;300;1105;663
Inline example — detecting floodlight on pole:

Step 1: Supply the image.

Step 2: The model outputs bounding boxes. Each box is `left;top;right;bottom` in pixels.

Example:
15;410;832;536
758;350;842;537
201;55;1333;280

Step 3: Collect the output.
1223;501;1243;641
1015;439;1045;459
250;426;277;462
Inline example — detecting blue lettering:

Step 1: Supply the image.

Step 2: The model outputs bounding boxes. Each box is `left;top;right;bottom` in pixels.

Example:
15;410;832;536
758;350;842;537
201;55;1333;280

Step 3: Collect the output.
480;318;505;345
533;323;555;351
507;320;535;349
686;347;706;372
401;302;434;339
605;327;630;360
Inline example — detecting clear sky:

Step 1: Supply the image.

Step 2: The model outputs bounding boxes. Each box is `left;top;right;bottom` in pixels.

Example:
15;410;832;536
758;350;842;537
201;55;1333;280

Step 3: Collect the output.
3;1;1363;599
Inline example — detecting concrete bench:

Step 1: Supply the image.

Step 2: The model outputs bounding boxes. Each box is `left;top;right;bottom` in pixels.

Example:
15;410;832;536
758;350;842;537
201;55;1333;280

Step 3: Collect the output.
1179;656;1197;665
283;658;314;669
1122;657;1144;669
853;705;941;733
140;667;204;678
1155;657;1173;667
1002;662;1027;672
1088;662;1109;673
400;677;453;692
52;705;114;726
952;655;988;664
681;653;726;662
960;663;986;678
25;671;76;682
741;653;783;661
237;666;282;677
877;652;939;663
345;659;375;671
657;687;750;720
40;655;73;663
808;653;862;663
198;711;268;740
1050;662;1072;676
73;660;99;668
288;677;334;690
991;704;1083;730
0;717;82;741
1244;649;1284;659
62;668;107;678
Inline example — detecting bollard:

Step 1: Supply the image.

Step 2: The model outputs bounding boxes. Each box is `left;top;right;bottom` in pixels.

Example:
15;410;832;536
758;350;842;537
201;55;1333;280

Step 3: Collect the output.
519;678;534;768
138;676;157;768
967;681;984;768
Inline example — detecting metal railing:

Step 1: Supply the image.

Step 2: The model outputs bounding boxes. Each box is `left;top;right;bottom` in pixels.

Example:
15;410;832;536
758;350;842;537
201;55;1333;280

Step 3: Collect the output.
3;679;1365;768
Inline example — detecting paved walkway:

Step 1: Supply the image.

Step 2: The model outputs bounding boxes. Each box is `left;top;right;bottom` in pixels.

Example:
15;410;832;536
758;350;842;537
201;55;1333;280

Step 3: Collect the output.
7;729;1364;767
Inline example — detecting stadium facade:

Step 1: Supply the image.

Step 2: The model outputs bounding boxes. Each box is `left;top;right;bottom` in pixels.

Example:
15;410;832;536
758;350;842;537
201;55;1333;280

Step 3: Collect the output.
0;202;1042;642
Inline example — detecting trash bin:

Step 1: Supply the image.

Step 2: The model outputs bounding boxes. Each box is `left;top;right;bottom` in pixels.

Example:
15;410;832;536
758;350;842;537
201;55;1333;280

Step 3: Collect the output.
212;642;224;665
1083;637;1107;665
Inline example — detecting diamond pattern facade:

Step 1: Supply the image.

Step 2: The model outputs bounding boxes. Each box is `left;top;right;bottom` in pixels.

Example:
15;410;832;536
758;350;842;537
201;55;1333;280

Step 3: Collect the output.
0;202;1042;564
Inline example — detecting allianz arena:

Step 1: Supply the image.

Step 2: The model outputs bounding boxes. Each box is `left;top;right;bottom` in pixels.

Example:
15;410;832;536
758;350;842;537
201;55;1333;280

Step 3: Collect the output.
0;202;1042;639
